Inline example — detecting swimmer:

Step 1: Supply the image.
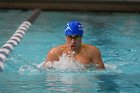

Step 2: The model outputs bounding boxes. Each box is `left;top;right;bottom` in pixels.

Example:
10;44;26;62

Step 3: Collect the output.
44;20;105;69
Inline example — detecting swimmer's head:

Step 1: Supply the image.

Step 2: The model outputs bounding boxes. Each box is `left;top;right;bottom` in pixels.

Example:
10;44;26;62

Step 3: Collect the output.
64;20;83;36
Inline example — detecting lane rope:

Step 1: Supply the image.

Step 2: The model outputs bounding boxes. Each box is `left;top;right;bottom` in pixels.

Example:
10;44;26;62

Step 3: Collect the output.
0;9;41;72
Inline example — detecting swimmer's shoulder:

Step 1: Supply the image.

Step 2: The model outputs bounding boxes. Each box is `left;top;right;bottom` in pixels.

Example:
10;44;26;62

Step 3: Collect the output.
82;44;101;55
82;43;98;50
49;44;66;54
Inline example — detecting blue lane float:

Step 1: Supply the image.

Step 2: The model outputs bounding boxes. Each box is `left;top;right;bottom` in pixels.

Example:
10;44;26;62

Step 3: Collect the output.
0;9;41;72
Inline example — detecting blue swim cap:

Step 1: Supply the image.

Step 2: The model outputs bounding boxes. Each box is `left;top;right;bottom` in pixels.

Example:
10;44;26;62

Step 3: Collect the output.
64;20;83;36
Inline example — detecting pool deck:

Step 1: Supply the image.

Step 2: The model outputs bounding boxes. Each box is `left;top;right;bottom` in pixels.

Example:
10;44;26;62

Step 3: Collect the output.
0;0;140;12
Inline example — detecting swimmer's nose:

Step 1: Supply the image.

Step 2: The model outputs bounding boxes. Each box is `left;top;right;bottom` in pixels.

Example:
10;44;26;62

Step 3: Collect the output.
71;38;76;44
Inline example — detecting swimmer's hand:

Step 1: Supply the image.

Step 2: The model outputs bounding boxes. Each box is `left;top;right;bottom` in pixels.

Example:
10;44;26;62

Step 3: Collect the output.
43;61;53;69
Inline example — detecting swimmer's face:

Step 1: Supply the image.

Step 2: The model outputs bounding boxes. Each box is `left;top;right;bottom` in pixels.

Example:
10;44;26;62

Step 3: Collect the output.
65;35;82;51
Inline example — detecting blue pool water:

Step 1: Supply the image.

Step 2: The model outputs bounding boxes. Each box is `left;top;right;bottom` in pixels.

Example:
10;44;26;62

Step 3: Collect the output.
0;10;140;93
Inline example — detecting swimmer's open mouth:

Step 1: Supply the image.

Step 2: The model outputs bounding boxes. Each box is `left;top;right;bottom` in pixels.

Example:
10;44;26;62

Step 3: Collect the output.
71;45;76;48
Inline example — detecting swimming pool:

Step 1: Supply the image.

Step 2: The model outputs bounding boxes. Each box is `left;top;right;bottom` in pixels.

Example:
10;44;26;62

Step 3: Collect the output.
0;10;140;93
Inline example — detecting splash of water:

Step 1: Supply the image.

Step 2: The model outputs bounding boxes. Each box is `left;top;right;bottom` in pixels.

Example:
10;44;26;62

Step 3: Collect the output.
53;53;86;70
37;53;122;73
38;53;86;71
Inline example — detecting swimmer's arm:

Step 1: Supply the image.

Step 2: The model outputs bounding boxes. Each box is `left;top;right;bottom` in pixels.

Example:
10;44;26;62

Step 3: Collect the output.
43;49;59;68
46;50;58;62
92;48;105;70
